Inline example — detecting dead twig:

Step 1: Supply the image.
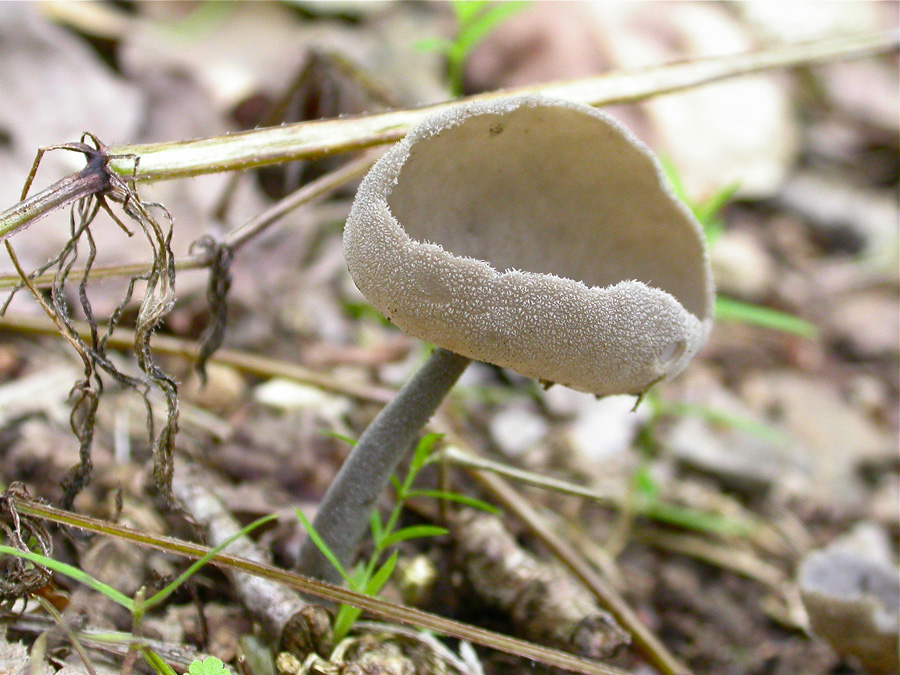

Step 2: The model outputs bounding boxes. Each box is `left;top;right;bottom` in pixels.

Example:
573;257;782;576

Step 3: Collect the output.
464;468;692;675
0;312;395;404
453;509;630;661
100;30;898;182
6;490;638;675
171;460;333;656
0;151;379;292
3;613;234;675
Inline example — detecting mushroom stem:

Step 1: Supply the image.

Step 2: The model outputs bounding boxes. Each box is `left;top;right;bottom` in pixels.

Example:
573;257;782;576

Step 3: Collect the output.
297;347;472;584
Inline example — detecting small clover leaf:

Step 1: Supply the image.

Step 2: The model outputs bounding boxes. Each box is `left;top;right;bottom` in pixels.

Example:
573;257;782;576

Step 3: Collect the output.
187;657;227;675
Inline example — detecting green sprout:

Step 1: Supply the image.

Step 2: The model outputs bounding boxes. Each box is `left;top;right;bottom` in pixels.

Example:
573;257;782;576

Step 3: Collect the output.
417;0;529;96
661;157;819;339
298;432;498;642
0;513;276;675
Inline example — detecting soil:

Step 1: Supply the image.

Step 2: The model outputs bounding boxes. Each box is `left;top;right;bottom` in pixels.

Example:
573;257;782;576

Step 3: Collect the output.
0;4;897;675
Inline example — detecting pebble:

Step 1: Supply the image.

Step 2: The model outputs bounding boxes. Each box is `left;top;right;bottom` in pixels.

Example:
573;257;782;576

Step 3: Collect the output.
180;363;247;415
566;394;649;462
710;228;776;300
740;372;894;505
489;401;548;458
254;379;351;421
828;290;900;359
667;414;808;495
778;171;899;260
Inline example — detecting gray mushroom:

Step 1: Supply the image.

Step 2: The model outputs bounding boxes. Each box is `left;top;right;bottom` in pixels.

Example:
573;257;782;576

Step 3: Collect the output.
298;95;713;584
346;94;712;395
800;547;900;674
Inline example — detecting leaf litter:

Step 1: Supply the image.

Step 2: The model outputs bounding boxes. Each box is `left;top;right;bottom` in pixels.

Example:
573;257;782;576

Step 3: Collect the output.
0;3;897;675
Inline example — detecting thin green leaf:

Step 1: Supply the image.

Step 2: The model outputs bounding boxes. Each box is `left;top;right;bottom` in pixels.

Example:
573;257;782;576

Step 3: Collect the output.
632;466;660;502
715;296;818;338
658;156;689;205
378;525;449;550
141;648;179;675
142;513;278;612
321;431;357;446
0;544;134;611
414;37;454;54
444;1;529;95
658;155;737;242
408;433;443;480
641;501;755;537
389;474;404;496
364;550;399;596
704;219;725;246
162;0;234;40
405;489;501;515
348;562;370;591
369;510;384;547
451;0;488;25
295;509;353;586
332;603;362;643
453;1;528;62
696;182;740;227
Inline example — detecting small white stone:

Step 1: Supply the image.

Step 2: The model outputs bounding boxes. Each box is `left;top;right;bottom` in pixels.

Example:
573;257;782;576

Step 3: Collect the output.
711;229;775;300
569;394;649;461
489;403;548;457
254;379;350;419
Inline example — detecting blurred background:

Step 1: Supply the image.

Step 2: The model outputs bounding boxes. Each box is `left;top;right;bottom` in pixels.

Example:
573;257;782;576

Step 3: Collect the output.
0;3;897;674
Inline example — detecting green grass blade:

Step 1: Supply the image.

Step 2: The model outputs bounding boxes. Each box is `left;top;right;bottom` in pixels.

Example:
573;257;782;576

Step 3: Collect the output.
632;465;660;502
321;431;357;446
295;509;353;586
695;182;740;226
332;603;363;643
349;562;370;590
369;510;384;548
658;155;737;243
658;156;689;205
332;550;402;642
141;513;278;612
663;400;788;445
405;489;501;515
453;1;528;62
450;0;488;25
389;474;403;493
704;219;725;246
378;525;449;550
406;433;443;488
364;550;399;596
414;37;454;54
715;296;818;338
0;544;134;611
641;501;755;537
141;648;179;675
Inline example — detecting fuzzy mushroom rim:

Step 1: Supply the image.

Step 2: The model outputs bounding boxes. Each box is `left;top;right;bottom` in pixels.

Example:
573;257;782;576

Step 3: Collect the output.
344;95;714;396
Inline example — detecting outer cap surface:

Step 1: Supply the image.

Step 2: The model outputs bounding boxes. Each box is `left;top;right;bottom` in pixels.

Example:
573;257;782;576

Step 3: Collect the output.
345;95;713;396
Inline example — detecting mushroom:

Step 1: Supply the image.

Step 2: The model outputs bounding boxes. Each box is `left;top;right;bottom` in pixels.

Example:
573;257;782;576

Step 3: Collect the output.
799;546;900;674
297;94;713;583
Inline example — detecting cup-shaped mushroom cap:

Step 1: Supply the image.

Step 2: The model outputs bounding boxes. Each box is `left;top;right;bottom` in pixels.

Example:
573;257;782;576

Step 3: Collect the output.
345;95;714;396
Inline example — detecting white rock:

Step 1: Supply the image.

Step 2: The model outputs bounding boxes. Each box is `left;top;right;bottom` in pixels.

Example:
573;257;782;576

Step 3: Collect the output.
254;379;350;419
489;402;548;458
711;229;775;300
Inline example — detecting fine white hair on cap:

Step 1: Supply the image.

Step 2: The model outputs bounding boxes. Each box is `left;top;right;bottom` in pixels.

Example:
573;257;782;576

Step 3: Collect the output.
344;95;714;396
